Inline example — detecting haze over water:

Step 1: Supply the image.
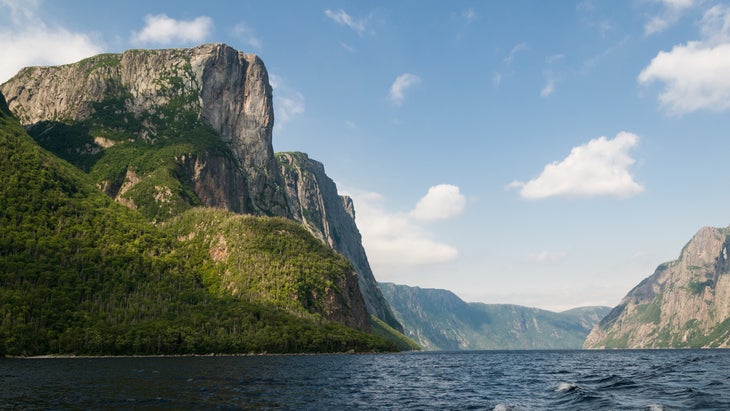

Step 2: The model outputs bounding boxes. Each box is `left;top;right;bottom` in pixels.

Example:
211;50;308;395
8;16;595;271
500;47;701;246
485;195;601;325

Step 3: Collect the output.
2;350;729;410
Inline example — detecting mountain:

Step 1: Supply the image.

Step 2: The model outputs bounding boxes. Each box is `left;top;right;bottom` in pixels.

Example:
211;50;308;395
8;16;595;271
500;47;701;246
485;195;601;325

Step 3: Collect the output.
2;44;287;219
0;91;394;355
584;226;730;348
0;44;404;338
277;152;403;332
380;283;610;350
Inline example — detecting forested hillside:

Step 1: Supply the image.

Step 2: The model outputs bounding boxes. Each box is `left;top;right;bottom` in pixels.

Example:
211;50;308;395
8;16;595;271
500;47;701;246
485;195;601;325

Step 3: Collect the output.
0;94;395;356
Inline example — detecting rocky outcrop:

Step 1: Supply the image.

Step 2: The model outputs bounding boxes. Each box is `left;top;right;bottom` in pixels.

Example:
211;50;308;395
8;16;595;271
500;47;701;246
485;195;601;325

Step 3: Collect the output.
584;226;730;348
0;43;288;217
277;152;404;332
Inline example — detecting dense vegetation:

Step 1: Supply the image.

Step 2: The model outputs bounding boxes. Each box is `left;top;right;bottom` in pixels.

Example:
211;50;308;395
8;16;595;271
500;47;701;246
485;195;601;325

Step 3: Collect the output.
0;95;395;356
164;208;363;324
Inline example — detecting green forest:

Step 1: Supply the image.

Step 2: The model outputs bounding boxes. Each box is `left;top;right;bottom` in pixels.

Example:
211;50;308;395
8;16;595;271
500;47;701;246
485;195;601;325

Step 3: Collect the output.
0;93;397;356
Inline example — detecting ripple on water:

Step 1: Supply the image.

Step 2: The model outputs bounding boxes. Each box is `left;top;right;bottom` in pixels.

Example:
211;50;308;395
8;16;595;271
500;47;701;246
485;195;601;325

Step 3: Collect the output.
1;350;730;410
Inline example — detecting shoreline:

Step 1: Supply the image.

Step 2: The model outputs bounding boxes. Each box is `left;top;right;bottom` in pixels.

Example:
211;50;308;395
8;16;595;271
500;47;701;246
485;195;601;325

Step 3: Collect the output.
5;350;402;359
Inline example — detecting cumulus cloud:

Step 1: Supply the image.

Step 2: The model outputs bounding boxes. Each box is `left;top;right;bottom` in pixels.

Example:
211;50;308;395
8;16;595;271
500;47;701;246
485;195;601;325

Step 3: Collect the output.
324;9;368;36
269;74;305;130
389;73;421;106
131;14;212;45
508;132;644;200
639;5;730;114
0;0;103;83
410;184;466;221
346;185;466;274
232;22;262;50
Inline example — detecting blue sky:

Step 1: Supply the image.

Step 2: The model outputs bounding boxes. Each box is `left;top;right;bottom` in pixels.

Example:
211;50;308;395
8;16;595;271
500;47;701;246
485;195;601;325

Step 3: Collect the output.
3;0;730;311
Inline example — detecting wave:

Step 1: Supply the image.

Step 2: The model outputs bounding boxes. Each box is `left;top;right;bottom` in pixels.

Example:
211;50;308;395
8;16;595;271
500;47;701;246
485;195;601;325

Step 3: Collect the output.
555;382;579;393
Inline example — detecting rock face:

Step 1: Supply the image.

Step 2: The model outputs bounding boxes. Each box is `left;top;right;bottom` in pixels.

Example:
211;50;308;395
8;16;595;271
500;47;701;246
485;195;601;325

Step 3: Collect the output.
584;226;730;348
277;152;403;332
0;44;288;217
380;282;610;350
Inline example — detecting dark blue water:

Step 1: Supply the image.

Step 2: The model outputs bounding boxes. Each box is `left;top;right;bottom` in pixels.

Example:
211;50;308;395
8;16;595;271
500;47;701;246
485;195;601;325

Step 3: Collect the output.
1;350;729;410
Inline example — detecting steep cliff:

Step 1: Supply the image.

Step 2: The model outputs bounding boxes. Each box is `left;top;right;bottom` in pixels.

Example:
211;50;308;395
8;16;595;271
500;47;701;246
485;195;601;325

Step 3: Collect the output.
1;44;289;218
584;226;730;348
380;283;610;350
277;152;403;332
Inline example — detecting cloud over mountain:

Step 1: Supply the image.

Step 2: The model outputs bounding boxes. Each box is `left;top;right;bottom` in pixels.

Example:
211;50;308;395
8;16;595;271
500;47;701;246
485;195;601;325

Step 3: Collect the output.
131;14;212;45
0;0;102;83
347;185;465;276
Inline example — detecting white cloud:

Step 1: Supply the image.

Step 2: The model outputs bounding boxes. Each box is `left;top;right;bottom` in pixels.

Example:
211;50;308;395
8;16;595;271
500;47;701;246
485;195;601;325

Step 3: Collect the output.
639;5;730;114
462;8;478;24
131;14;212;45
546;53;565;64
410;184;466;221
269;74;305;130
540;76;556;97
508;132;644;200
645;0;696;35
346;185;465;274
503;42;529;65
0;0;103;83
701;4;730;44
389;73;421;106
324;9;368;36
232;22;262;50
528;251;568;264
493;42;528;89
339;42;356;53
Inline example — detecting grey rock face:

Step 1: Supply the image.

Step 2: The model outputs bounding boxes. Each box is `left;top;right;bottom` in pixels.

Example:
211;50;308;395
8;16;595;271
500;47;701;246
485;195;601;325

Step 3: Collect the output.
0;43;288;217
584;226;730;348
277;152;404;332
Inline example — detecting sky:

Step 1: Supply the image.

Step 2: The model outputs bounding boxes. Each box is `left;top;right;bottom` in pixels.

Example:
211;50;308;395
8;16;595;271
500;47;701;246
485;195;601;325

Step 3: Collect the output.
3;0;730;311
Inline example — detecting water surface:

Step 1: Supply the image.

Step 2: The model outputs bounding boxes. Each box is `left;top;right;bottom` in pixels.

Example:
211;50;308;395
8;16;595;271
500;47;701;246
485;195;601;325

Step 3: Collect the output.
1;350;729;409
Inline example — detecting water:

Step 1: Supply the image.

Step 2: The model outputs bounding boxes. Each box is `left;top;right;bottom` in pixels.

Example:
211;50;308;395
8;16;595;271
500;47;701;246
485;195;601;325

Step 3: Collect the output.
1;350;729;410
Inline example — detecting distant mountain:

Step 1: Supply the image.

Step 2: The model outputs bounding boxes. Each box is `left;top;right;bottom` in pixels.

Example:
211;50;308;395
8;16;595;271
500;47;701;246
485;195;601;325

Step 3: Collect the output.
380;283;610;350
585;226;730;348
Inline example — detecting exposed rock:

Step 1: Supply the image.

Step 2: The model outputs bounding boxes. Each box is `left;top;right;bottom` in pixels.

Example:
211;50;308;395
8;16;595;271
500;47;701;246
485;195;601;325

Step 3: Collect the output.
177;152;251;213
584;226;730;348
0;43;288;217
277;152;404;332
